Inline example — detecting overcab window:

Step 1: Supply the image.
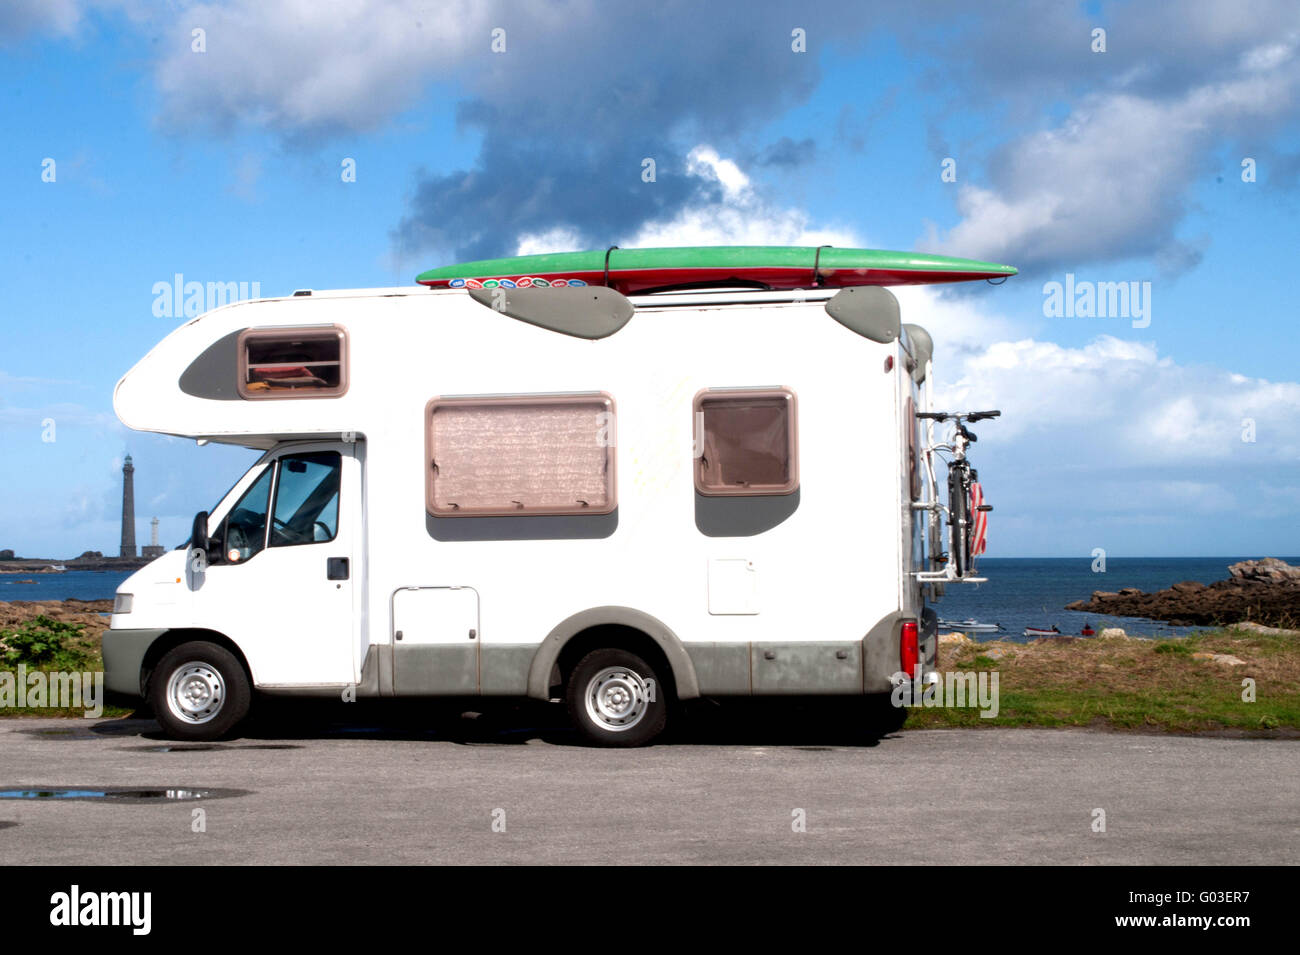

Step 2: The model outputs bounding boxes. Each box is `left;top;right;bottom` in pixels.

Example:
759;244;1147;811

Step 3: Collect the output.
238;325;348;398
694;388;798;496
426;393;617;517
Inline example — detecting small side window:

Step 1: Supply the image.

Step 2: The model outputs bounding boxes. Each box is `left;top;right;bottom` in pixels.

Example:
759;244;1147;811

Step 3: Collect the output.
693;388;798;496
238;325;347;399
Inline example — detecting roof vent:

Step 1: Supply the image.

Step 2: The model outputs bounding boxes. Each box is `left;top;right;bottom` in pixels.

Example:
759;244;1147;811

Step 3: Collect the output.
292;289;313;297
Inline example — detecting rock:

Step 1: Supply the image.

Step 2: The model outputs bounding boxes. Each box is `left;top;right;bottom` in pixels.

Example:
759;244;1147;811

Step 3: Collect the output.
1099;628;1127;638
1228;558;1300;583
1192;651;1246;666
1092;591;1120;600
1233;621;1300;636
1065;559;1300;628
983;646;1014;660
939;632;972;645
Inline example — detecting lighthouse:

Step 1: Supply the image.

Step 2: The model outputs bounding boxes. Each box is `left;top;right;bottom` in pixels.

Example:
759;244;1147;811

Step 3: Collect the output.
120;455;137;558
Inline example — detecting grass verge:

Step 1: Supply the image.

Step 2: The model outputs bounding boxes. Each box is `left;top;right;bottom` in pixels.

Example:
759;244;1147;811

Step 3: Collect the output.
905;628;1300;734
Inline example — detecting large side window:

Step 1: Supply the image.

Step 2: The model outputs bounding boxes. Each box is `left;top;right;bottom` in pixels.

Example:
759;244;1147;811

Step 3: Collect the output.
270;452;342;546
694;388;798;496
426;394;616;517
223;466;274;562
238;325;348;399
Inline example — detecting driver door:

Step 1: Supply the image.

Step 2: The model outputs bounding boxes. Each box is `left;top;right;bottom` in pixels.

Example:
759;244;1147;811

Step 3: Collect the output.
195;441;360;687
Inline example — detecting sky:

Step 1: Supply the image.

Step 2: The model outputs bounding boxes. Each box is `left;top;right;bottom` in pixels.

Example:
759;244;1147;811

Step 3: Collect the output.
1;0;1298;559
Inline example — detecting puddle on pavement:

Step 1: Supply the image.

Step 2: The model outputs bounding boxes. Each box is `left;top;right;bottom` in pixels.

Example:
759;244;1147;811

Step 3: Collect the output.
21;720;157;741
0;787;250;802
122;744;302;753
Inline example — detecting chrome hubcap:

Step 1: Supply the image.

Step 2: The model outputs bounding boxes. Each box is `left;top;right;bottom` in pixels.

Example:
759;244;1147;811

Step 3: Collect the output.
166;664;224;725
584;666;650;732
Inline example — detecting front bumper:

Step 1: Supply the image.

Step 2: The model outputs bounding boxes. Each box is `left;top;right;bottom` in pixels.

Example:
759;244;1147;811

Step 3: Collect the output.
101;628;168;698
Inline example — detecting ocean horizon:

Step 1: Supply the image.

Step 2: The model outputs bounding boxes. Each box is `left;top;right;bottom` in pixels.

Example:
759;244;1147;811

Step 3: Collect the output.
2;555;1292;640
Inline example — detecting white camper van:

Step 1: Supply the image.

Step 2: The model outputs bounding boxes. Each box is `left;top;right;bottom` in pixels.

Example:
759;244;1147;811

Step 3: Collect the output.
104;256;1002;746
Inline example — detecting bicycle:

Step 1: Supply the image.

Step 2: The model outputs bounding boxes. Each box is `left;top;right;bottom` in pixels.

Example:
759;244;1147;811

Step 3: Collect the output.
917;410;999;578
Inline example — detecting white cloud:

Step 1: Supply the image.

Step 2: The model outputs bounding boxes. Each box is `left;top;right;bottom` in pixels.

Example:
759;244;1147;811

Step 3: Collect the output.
924;34;1300;272
619;145;861;248
514;227;584;256
152;1;496;134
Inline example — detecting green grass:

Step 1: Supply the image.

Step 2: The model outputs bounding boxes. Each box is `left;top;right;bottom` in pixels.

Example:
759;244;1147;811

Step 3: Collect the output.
0;616;133;718
905;628;1300;734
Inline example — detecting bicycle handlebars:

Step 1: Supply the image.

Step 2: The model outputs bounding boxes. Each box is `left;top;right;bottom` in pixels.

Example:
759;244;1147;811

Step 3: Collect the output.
916;410;1001;422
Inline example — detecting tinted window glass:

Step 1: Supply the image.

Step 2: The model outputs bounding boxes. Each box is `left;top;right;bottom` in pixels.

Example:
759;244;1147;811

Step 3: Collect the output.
694;389;798;496
271;452;341;546
224;466;273;561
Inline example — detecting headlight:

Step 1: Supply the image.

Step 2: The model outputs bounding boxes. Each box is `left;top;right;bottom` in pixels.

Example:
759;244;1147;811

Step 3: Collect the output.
113;593;133;614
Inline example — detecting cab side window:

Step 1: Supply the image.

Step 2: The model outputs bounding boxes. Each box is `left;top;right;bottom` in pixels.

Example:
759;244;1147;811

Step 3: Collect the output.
223;466;273;562
270;452;342;547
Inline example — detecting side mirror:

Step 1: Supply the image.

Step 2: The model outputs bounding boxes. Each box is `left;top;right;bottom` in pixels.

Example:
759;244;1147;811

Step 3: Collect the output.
190;511;219;565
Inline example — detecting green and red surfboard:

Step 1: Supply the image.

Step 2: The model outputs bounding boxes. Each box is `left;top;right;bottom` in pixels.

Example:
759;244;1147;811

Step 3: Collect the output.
416;246;1016;295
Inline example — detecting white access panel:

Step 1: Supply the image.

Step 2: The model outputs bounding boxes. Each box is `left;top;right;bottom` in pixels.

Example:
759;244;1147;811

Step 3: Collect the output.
708;559;759;615
392;586;480;646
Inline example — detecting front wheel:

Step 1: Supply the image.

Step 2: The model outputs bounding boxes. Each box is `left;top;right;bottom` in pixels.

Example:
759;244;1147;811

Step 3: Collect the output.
566;648;668;747
149;641;251;740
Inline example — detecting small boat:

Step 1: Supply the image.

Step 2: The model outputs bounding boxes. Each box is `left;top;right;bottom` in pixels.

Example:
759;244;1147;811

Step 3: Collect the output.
417;246;1018;295
1023;625;1061;637
939;618;1002;633
1080;623;1096;637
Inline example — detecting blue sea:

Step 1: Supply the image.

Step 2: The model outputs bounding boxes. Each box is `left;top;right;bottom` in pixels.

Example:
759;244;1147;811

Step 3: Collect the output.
0;570;134;602
1;558;1290;641
935;557;1300;642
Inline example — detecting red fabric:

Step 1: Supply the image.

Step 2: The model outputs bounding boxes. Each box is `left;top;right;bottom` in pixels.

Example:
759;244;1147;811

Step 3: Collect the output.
970;481;988;556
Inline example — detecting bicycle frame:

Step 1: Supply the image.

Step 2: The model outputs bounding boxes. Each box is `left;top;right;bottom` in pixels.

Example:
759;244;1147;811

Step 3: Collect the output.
912;400;996;585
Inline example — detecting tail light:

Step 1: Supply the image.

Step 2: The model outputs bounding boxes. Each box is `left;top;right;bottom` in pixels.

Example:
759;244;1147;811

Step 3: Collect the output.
900;620;919;679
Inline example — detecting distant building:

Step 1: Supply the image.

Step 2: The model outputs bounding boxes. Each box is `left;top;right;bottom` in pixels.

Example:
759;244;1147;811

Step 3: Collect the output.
142;517;165;558
120;455;137;558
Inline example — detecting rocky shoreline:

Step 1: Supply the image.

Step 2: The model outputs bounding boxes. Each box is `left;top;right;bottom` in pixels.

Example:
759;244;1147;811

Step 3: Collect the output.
1066;558;1300;628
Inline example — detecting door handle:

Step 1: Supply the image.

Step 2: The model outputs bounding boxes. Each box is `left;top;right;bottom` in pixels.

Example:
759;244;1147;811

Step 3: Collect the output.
327;557;350;580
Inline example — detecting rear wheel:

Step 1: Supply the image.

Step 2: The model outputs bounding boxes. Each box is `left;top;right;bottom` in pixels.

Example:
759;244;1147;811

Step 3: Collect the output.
948;464;971;576
149;641;251;740
566;648;668;747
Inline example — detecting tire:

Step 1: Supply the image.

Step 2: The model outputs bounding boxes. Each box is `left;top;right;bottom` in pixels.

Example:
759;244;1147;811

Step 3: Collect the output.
149;641;251;741
565;648;668;747
948;464;970;577
860;693;908;736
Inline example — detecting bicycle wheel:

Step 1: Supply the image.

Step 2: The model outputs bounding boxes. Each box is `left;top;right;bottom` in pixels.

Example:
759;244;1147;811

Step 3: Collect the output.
948;463;970;576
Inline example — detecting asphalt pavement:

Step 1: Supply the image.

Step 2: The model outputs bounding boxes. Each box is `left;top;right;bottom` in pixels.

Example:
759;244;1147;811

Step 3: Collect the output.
1;705;1296;865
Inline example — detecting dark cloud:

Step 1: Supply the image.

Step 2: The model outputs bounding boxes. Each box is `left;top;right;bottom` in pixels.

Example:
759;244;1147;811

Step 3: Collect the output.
752;136;816;168
395;136;716;261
